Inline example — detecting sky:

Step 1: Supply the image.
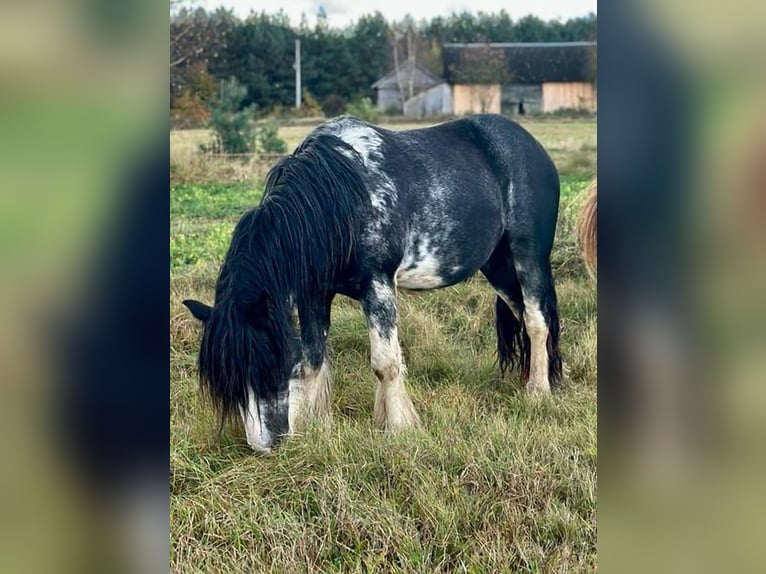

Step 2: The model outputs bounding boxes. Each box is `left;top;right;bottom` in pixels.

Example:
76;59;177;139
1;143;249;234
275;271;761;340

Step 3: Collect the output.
194;0;597;28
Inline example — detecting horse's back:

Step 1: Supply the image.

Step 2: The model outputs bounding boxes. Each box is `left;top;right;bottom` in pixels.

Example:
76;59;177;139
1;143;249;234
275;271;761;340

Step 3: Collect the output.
395;114;560;237
312;115;560;290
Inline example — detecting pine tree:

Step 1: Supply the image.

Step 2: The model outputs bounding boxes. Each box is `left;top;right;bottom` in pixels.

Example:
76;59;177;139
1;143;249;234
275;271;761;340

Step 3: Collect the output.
204;77;256;154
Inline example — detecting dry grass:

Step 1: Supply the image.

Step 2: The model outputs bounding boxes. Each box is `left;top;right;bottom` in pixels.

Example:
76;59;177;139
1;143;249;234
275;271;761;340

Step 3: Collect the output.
170;118;597;572
170;117;596;186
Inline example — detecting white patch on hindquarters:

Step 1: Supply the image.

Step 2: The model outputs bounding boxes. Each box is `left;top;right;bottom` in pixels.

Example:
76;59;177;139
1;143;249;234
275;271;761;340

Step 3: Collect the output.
240;388;272;452
396;235;446;289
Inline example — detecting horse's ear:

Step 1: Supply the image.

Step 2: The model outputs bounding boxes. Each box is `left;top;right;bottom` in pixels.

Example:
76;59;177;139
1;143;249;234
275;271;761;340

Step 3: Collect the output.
183;299;212;323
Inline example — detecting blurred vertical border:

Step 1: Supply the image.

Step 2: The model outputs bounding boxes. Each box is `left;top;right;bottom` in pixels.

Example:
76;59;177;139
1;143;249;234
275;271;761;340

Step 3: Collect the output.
0;1;169;573
599;0;766;572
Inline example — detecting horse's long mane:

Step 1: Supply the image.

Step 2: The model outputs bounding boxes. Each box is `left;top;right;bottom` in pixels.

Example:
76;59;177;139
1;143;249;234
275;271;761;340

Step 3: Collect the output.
578;178;597;280
198;134;369;426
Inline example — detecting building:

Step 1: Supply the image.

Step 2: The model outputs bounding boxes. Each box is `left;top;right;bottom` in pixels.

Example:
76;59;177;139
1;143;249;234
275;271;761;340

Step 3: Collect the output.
443;42;597;115
372;41;597;117
371;60;444;113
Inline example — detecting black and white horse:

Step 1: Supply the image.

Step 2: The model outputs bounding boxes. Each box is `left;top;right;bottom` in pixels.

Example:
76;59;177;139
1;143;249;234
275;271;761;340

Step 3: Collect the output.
184;114;563;452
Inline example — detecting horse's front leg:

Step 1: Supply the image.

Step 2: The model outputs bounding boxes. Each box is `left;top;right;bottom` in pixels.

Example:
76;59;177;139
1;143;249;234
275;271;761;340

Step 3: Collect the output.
361;276;421;432
289;300;333;434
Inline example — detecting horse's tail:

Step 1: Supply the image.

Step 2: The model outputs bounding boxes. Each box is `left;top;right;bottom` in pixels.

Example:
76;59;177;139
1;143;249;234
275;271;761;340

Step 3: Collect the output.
543;273;564;387
578;178;597;280
495;296;530;381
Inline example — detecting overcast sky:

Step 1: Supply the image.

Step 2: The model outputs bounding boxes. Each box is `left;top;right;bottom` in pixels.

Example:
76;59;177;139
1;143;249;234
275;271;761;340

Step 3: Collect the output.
195;0;597;28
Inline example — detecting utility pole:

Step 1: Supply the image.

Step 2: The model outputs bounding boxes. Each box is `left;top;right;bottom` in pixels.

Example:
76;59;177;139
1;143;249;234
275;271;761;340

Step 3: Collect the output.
295;38;301;109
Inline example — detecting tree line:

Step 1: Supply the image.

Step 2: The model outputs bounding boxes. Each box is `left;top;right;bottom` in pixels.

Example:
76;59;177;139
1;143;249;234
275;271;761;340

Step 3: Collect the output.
170;7;597;122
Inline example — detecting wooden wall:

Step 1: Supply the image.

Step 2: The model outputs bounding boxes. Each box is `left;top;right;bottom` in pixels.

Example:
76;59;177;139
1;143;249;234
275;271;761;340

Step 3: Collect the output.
452;84;501;115
541;82;597;112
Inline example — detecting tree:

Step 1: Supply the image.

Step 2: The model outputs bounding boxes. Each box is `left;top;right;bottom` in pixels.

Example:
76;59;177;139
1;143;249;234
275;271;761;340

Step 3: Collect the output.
300;24;355;101
346;12;390;100
220;13;295;108
204;77;256;154
168;9;597;114
171;62;217;127
515;15;550;42
170;7;233;99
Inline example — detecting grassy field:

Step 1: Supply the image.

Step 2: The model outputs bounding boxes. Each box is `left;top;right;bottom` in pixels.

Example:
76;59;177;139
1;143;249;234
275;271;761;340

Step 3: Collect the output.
170;118;597;573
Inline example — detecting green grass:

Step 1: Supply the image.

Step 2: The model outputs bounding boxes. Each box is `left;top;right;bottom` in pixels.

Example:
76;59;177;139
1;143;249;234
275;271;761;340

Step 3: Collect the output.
170;120;597;573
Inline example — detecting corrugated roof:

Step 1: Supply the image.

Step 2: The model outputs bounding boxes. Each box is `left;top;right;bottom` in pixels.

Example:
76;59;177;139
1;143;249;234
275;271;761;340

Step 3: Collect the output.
372;61;442;89
443;42;596;84
444;41;596;48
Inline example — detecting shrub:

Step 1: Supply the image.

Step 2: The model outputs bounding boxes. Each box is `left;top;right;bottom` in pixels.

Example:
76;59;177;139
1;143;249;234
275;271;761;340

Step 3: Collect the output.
255;122;287;153
202;77;256;155
382;104;403;117
171;89;210;128
321;94;347;117
346;97;380;123
300;89;324;117
269;104;287;119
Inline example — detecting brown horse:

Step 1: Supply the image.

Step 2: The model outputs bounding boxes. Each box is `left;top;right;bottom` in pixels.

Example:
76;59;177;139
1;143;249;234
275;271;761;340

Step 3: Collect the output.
578;178;597;280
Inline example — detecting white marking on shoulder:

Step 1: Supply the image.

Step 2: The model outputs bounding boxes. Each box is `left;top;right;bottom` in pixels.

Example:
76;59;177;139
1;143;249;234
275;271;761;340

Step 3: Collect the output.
318;117;398;248
317;117;383;167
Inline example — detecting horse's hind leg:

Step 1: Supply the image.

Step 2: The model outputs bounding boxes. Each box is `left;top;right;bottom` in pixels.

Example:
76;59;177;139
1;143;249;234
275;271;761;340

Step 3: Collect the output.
360;276;421;431
512;247;563;395
481;238;530;382
482;234;563;394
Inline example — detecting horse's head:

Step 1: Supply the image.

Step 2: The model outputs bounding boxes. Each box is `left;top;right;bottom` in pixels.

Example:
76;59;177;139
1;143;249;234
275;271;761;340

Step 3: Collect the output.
183;293;298;452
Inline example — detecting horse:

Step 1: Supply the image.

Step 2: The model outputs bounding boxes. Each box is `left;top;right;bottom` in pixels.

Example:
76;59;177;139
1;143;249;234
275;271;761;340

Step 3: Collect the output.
183;114;563;452
578;178;598;280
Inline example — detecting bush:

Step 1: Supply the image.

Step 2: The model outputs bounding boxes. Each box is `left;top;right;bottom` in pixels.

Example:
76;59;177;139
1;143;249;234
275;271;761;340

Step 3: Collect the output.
171;89;210;129
300;89;323;118
202;77;256;155
346;97;380;123
382;104;403;117
321;94;347;117
255;122;287;153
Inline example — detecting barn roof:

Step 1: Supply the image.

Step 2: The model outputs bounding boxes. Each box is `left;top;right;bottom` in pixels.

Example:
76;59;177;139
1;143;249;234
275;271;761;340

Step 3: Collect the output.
372;60;443;89
443;41;596;84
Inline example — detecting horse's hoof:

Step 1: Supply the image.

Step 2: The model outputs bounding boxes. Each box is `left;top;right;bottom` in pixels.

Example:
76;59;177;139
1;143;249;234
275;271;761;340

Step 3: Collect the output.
525;382;551;396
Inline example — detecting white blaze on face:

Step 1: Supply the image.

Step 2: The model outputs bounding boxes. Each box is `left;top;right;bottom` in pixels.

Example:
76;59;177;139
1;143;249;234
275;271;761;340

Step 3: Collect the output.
240;388;272;452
